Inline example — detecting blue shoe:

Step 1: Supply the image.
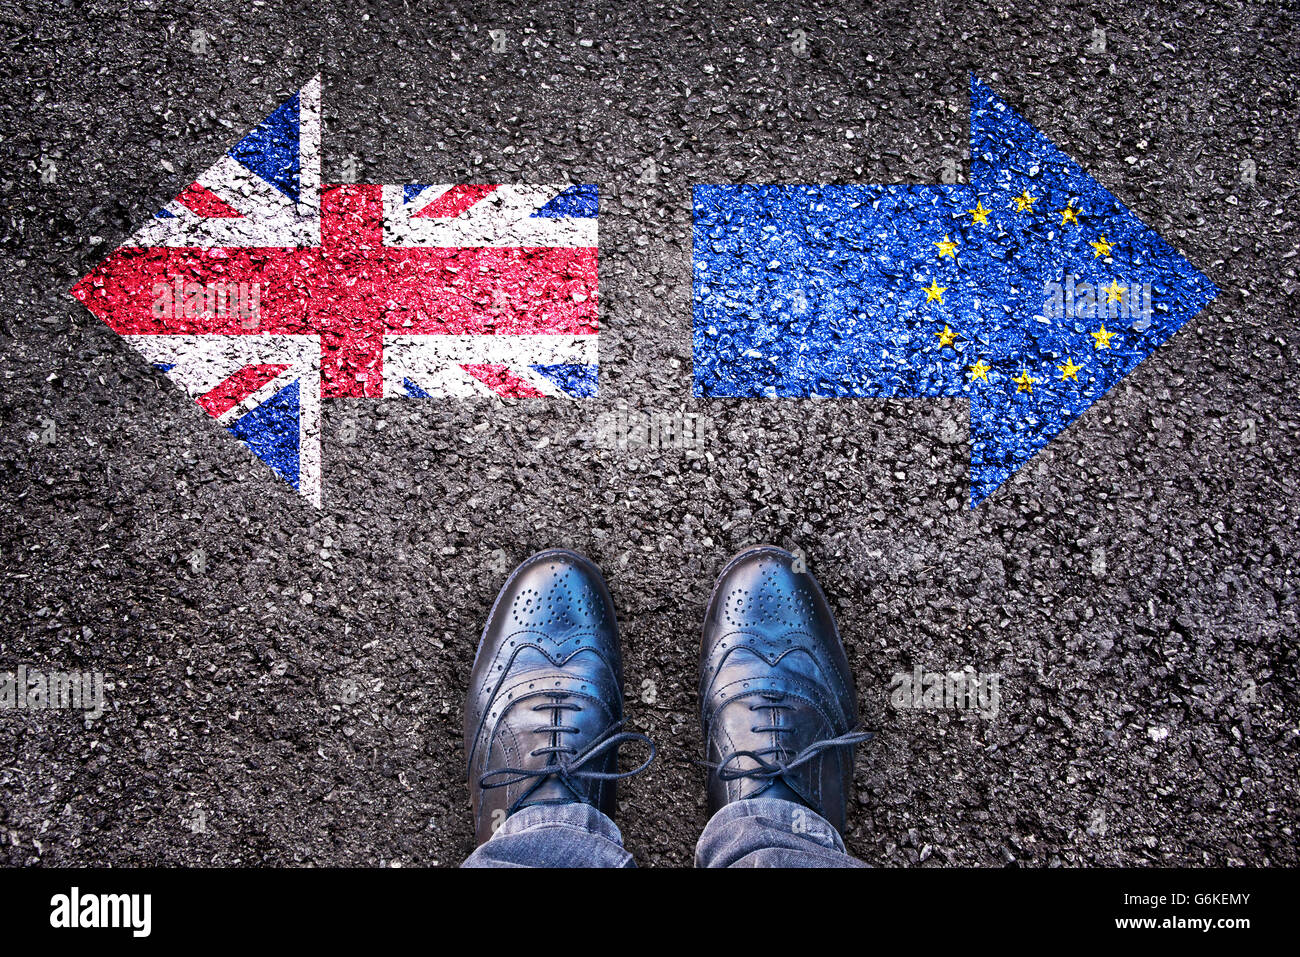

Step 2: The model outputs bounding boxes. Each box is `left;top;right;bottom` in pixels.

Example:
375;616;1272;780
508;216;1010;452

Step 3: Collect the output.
465;549;654;845
699;546;870;833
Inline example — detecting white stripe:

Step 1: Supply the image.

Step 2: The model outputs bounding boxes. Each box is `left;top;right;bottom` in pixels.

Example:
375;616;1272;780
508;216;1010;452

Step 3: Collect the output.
383;334;596;397
384;185;597;247
297;75;322;217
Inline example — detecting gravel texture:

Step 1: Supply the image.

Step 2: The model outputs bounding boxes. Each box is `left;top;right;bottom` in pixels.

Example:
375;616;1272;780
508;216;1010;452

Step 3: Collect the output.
0;0;1296;867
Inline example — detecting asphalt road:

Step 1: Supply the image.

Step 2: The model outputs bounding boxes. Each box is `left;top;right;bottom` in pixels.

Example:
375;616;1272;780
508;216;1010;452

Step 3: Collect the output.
1;0;1296;867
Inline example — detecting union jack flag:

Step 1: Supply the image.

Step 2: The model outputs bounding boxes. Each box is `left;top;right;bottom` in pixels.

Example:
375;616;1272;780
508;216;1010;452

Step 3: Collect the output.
71;76;599;506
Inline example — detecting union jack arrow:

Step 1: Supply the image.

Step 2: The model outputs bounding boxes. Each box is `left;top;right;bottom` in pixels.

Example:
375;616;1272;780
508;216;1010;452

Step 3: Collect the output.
71;76;599;506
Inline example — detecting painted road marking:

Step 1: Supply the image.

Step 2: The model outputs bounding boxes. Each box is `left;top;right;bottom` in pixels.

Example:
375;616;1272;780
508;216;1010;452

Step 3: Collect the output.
693;76;1217;505
72;75;599;506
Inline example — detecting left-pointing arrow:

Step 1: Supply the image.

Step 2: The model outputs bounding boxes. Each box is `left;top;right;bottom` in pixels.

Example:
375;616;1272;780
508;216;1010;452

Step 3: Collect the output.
70;76;601;507
693;75;1218;505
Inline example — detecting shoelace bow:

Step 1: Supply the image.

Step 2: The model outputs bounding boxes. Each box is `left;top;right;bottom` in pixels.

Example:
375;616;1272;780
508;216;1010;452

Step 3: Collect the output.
478;694;655;812
705;695;873;784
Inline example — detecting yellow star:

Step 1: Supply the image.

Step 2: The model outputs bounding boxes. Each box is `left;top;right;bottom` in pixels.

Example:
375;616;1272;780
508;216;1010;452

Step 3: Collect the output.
1013;190;1037;212
934;234;958;258
936;324;958;348
1059;205;1079;225
923;279;946;304
1091;324;1117;349
968;359;991;382
1105;281;1124;303
1012;370;1038;393
1090;236;1113;258
969;201;990;225
1057;357;1082;381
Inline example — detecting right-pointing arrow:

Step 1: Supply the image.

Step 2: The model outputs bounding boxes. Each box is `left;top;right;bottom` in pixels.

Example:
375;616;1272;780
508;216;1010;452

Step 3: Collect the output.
693;76;1218;505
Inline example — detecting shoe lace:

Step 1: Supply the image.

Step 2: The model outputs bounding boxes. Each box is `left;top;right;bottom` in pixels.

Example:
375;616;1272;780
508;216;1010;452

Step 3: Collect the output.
478;693;655;813
706;693;873;784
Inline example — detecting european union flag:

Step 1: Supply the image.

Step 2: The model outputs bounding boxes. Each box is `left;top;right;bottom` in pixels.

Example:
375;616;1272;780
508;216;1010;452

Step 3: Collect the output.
693;77;1218;505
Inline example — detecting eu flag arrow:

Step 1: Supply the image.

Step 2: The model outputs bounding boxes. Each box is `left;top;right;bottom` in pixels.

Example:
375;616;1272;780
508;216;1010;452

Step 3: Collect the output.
693;76;1218;505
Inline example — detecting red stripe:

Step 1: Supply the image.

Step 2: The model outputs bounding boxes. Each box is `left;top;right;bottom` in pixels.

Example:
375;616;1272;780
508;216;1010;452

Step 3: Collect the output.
378;247;597;336
196;364;291;417
414;184;498;218
67;182;597;400
319;186;387;397
322;183;385;249
461;364;547;398
69;247;598;338
175;182;243;218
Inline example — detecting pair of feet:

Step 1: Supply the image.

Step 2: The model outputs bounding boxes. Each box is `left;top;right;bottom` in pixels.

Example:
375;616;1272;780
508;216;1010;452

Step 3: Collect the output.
465;546;871;845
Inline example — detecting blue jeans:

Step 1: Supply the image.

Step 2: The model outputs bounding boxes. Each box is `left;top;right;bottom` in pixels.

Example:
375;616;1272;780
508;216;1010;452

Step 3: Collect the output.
461;797;865;868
